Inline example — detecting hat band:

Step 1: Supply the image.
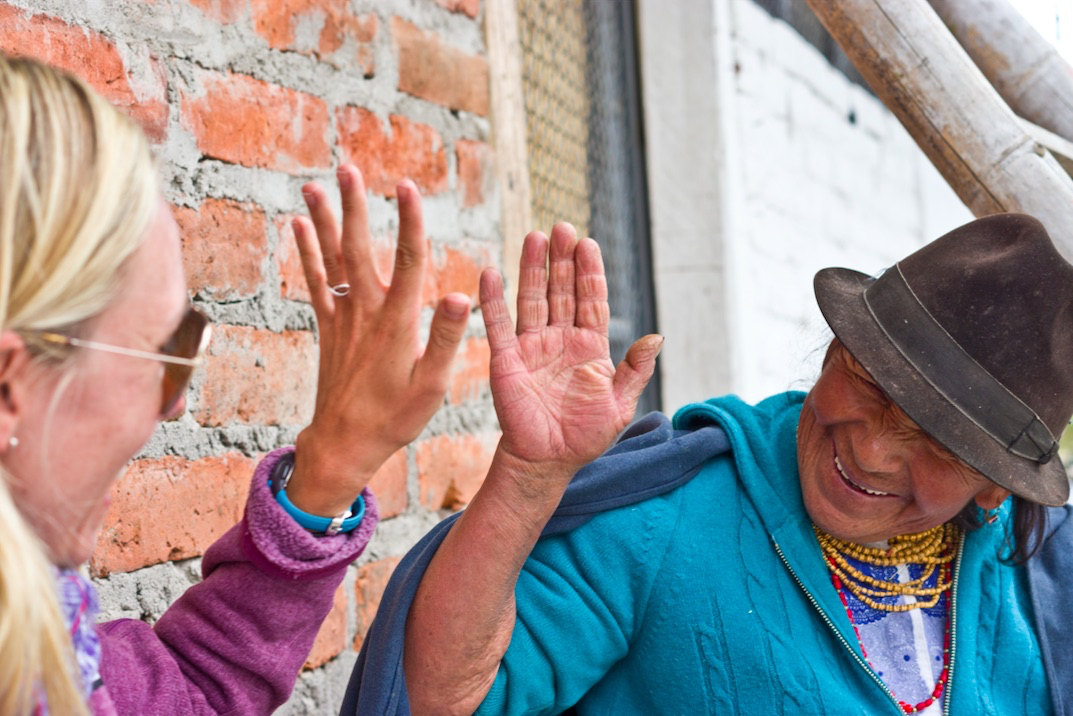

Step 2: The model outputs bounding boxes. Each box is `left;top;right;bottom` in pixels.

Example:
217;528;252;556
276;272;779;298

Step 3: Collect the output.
863;265;1058;465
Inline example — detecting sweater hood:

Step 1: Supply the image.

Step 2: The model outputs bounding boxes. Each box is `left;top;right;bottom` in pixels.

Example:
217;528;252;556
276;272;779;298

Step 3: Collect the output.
672;392;860;649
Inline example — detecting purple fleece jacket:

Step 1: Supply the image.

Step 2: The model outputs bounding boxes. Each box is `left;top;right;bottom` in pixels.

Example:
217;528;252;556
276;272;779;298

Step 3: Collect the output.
89;447;379;715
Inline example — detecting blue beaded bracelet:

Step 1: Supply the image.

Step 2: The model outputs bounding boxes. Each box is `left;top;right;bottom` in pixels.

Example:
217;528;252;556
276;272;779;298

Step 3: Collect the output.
268;453;365;535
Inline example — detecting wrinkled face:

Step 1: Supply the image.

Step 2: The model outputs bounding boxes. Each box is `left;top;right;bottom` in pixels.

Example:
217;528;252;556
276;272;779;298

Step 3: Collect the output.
4;202;188;566
797;341;1010;543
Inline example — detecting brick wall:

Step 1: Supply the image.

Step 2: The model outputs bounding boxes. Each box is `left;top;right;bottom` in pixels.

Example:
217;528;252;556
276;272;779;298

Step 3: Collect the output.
0;0;499;711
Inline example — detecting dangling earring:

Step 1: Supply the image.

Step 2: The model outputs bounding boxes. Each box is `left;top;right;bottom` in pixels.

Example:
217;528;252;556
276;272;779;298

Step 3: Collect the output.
984;508;999;525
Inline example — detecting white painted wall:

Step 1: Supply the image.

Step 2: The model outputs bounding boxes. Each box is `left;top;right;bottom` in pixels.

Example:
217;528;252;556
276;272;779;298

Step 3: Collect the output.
639;0;972;412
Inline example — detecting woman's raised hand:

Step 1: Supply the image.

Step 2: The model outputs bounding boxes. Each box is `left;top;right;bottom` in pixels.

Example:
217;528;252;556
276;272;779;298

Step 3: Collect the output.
481;223;663;483
285;165;470;517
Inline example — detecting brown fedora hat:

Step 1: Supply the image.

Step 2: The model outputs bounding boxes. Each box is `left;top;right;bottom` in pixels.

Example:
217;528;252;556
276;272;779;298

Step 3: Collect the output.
814;213;1073;506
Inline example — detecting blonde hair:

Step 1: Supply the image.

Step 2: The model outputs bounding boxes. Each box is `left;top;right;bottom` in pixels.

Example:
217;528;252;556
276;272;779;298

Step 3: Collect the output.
0;55;159;714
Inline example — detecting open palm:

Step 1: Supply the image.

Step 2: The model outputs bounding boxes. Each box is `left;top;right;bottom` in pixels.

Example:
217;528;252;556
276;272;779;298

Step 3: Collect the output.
481;224;662;472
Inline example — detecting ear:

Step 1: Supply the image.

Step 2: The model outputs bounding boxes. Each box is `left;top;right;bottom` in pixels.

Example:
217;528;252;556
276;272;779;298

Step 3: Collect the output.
0;331;30;454
974;482;1012;512
821;338;842;368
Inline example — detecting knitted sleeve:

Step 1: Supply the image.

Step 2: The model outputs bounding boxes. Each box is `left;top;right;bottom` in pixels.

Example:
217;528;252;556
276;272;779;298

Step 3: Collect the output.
474;484;681;716
96;448;380;715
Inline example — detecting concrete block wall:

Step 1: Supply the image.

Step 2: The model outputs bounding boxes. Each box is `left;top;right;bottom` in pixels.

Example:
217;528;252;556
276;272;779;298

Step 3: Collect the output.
0;0;499;712
726;0;972;403
640;0;973;412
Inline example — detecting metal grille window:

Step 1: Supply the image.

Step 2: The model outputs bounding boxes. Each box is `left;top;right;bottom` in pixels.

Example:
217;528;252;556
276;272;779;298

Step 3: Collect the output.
517;0;660;414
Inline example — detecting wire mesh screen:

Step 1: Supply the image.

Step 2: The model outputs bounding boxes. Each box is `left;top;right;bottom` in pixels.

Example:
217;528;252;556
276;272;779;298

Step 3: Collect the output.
518;0;592;239
517;0;661;415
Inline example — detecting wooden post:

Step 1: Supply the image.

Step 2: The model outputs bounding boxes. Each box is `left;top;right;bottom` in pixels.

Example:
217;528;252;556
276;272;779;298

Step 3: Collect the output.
803;0;1073;261
927;0;1073;146
485;0;532;317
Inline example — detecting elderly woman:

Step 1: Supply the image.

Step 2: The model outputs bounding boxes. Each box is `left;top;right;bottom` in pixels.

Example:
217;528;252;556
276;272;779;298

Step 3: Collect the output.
0;55;472;715
345;213;1073;715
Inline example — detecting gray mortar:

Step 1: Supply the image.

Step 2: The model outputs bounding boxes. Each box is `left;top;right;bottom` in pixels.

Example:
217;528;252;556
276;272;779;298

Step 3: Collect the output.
364;0;486;54
278;653;359;716
362;509;446;562
136;421;302;461
93;557;202;625
188;161;307;213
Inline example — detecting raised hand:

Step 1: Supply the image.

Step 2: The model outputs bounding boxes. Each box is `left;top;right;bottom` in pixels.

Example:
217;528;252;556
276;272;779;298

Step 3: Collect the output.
403;224;663;713
284;165;471;517
480;223;663;478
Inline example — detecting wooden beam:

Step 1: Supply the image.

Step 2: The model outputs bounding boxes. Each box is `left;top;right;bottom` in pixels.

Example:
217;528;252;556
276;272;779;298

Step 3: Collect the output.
1020;118;1073;181
803;0;1073;261
927;0;1073;146
485;0;531;317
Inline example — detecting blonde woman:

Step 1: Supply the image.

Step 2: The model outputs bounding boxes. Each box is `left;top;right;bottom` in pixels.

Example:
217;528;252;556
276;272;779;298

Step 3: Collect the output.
0;55;471;715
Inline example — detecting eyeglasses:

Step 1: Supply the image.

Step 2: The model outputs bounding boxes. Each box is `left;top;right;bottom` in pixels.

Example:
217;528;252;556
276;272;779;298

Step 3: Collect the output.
24;307;212;417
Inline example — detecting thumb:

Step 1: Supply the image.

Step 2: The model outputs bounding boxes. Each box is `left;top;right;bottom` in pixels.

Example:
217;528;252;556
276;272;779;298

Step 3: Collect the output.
612;334;664;419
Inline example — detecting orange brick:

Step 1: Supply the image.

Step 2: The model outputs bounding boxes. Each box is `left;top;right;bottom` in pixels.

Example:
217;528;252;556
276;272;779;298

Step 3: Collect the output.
392;18;489;116
181;68;331;173
196;325;318;427
372;237;398;282
354;556;401;651
456;139;494;208
176;199;268;301
304;583;348;669
276;214;399;300
360;235;399;287
449;337;490;405
274;213;311;302
188;0;244;23
416;433;496;510
90;454;256;576
434;0;480;18
0;5;168;141
337;107;448;197
422;242;490;308
367;449;408;519
292;232;480;307
251;0;377;75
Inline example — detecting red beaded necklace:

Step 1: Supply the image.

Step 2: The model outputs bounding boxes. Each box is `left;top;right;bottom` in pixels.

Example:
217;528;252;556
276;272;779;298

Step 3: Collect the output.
827;559;953;714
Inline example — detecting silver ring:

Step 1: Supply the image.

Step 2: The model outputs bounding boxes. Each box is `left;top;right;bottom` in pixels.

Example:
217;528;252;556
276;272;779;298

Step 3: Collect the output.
328;283;351;297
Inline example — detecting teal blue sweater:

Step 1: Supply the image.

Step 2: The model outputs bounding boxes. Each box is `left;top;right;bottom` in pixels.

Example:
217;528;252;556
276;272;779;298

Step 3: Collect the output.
476;393;1051;715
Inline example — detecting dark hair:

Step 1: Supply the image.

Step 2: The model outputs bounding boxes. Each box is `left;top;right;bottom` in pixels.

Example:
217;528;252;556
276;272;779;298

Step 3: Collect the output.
954;497;1047;565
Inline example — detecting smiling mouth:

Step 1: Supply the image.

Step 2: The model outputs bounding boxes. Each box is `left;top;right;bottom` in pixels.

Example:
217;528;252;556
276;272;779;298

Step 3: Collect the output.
834;455;892;497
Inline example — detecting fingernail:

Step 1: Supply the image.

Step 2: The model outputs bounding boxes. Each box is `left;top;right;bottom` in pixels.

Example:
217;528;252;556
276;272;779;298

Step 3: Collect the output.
337;167;352;190
290;218;302;236
443;295;469;319
396;182;410;201
302;190;317;209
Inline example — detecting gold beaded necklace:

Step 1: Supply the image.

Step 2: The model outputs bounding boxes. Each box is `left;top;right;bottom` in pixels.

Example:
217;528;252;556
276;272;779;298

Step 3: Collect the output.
813;523;960;613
